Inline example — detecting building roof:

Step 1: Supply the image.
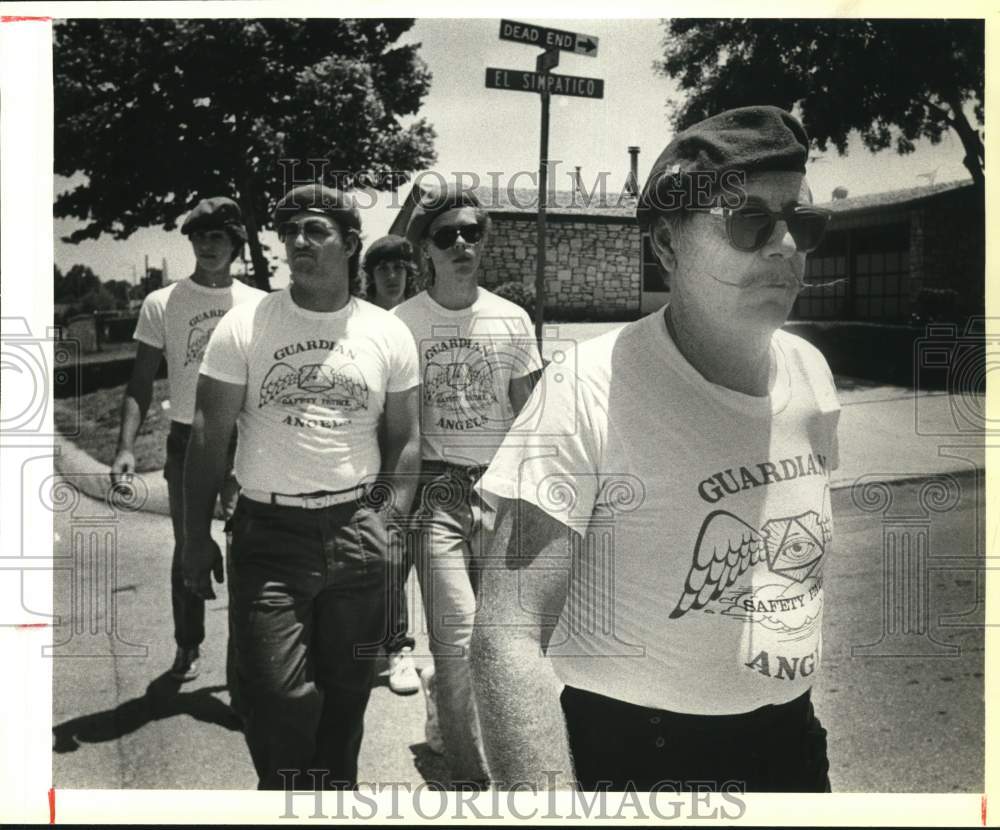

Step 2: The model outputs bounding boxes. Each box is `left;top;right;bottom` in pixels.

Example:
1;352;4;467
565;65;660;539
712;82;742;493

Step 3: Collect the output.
818;178;975;214
386;181;637;236
469;185;638;218
387;176;977;236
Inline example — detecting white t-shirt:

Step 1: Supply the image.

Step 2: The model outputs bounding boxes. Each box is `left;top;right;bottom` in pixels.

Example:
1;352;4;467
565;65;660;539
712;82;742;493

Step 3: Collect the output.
392;288;543;467
133;277;266;424
200;291;419;494
478;310;841;716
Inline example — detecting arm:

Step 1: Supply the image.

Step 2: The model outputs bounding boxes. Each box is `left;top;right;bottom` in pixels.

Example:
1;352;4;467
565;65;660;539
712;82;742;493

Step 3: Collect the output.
378;385;421;520
109;341;163;484
508;369;542;418
472;495;577;789
181;374;245;599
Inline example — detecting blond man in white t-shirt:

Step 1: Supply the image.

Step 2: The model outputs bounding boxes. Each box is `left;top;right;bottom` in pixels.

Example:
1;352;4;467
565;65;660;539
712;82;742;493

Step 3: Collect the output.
181;184;420;790
394;185;543;785
109;197;265;683
473;107;840;792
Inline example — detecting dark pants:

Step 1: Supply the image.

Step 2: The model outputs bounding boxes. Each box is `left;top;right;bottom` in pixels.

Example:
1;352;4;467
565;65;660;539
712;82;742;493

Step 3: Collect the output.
385;528;416;654
229;495;390;790
162;421;238;648
561;686;831;792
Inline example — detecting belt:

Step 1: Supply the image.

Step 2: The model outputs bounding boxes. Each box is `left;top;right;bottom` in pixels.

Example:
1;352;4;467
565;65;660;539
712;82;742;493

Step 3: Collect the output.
241;484;366;510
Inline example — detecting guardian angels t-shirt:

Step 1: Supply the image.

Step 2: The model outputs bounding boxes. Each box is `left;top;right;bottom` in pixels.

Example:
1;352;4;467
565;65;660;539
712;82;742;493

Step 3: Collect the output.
478;310;841;715
200;291;419;495
133;277;266;424
392;288;543;467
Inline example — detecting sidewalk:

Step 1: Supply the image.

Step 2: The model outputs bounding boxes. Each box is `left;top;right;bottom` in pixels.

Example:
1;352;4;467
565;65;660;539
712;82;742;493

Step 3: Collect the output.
54;385;985;518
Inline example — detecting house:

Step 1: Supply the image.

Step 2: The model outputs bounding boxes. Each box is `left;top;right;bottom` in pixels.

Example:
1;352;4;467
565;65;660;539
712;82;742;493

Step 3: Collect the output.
792;179;983;323
388;170;983;323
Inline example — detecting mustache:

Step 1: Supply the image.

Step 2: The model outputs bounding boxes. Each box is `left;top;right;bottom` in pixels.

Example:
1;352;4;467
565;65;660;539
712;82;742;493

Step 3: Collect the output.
709;268;802;289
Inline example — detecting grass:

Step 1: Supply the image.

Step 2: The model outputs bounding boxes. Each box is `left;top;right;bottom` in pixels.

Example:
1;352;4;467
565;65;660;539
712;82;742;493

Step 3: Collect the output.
54;379;173;472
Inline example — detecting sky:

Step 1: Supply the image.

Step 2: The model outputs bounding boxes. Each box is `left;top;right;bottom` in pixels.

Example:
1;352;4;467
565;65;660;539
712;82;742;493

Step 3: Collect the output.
52;17;976;290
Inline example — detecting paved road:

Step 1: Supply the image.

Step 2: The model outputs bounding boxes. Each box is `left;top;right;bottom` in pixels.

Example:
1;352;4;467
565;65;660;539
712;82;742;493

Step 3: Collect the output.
51;478;984;792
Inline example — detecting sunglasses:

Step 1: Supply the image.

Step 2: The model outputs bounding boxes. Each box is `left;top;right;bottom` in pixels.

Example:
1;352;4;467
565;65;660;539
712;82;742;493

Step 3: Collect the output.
279;218;338;243
708;204;832;253
429;223;484;250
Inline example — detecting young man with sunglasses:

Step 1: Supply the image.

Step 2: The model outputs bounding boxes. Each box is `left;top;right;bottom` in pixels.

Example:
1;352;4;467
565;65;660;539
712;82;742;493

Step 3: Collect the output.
393;185;543;784
110;196;265;683
472;106;841;792
181;184;421;789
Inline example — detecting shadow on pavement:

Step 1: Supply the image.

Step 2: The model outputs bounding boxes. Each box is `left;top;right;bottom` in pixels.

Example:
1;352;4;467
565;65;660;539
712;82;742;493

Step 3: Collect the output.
52;673;242;753
409;743;453;787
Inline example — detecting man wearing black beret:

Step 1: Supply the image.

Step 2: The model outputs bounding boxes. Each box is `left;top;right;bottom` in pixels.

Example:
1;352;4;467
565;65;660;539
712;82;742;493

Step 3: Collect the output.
473;106;841;792
110;196;264;683
181;184;421;789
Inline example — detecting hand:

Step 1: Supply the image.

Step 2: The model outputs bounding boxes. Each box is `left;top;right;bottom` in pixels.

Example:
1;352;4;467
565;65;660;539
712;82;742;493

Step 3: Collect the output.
109;449;136;486
182;536;224;601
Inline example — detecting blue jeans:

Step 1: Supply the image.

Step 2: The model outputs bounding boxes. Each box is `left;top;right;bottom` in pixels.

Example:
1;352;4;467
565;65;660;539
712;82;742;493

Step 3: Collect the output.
413;463;491;784
228;495;390;790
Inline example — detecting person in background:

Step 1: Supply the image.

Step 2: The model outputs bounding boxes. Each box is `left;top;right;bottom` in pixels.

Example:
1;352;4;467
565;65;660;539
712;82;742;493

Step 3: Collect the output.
360;234;424;698
364;233;419;310
110;196;264;683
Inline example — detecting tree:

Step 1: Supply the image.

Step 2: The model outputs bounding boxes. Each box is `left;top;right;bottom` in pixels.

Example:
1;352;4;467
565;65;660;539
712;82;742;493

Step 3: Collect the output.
79;285;116;314
103;279;132;309
54;19;437;290
657;20;984;186
55;264;102;303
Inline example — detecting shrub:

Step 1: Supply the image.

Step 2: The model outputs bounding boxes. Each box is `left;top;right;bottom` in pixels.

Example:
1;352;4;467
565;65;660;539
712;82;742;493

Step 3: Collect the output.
493;280;536;316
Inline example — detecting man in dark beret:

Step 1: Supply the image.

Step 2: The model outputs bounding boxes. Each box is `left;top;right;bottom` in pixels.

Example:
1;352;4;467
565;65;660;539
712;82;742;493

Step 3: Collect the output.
182;183;421;788
473;106;841;792
110;196;264;684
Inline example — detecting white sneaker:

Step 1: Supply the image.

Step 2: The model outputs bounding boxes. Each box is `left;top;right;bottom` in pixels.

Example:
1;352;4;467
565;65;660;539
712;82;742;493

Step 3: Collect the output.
387;646;420;695
419;664;445;754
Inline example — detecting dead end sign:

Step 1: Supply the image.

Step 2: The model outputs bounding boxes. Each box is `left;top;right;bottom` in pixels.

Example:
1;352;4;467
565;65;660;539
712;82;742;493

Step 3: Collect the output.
499;19;599;57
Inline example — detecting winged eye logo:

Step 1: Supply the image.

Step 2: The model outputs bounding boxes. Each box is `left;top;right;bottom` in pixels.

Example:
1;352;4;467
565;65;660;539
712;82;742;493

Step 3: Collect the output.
184;325;212;366
424;353;498;415
258;361;369;410
669;505;832;620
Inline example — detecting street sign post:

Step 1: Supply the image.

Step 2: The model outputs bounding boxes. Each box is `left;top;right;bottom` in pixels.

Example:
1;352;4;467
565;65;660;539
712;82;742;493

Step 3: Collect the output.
490;21;604;347
536;46;560;73
499;19;599;57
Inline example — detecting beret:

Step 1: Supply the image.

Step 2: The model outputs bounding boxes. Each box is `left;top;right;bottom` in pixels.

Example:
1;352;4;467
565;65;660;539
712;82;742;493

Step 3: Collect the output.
180;196;247;242
637;105;809;230
405;184;483;246
362;235;415;276
273;184;361;232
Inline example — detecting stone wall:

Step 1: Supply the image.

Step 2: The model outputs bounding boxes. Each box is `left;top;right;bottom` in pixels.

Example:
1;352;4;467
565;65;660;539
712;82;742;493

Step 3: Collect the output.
478;216;641;319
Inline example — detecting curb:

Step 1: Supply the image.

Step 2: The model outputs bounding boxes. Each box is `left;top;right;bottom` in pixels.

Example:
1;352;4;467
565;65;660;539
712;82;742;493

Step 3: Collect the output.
830;466;982;493
53;433;229;519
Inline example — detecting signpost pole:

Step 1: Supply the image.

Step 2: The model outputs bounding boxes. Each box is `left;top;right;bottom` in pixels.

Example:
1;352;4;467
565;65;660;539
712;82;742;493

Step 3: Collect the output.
490;21;602;351
535;82;549;352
